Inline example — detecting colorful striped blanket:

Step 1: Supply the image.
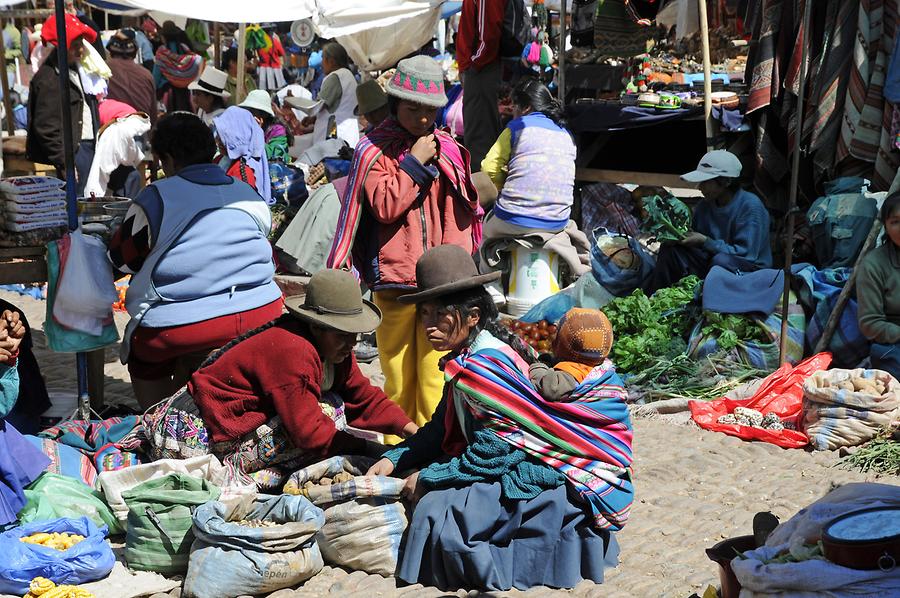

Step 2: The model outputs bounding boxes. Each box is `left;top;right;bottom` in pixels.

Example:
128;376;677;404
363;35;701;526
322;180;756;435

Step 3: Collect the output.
444;349;634;531
326;119;481;274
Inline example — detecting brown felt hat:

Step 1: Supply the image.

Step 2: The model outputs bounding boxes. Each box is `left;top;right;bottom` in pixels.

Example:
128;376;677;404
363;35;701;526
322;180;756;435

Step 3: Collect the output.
398;245;501;304
284;269;381;334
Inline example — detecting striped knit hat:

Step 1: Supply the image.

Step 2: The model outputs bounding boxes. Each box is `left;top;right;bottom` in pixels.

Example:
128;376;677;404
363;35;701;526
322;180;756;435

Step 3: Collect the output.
553;308;614;366
386;55;447;108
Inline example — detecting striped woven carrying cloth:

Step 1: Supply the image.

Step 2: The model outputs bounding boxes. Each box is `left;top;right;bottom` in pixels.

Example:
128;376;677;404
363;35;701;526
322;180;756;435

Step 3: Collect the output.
444;348;634;531
155;45;203;88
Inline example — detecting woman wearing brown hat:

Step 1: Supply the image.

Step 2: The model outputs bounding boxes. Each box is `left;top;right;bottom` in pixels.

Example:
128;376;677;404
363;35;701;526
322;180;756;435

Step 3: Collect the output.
366;245;631;591
141;269;417;489
326;55;482;436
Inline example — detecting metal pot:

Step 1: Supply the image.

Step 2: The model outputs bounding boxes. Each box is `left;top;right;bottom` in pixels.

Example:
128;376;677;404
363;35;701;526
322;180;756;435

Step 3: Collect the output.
822;506;900;571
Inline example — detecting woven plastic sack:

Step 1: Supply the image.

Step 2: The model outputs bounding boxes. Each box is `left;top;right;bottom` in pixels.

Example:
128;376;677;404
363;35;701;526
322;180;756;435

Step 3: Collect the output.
18;473;123;534
690;353;833;448
183;494;325;598
0;517;114;594
122;473;220;575
590;229;654;297
801;368;900;450
283;456;407;576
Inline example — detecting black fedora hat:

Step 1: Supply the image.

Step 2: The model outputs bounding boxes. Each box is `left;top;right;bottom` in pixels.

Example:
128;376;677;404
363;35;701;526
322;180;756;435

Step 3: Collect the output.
398;245;500;304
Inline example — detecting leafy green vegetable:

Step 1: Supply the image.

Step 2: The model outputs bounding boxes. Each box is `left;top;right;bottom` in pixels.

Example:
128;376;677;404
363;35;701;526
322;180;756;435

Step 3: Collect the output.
701;312;769;351
602;275;701;373
642;194;692;242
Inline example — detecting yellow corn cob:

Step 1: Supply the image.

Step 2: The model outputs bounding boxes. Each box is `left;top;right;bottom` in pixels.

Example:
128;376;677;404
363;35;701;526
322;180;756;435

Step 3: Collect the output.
23;580;95;598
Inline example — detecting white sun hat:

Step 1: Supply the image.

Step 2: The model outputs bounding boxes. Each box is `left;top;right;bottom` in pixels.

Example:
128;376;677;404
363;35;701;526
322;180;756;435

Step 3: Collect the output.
238;89;275;117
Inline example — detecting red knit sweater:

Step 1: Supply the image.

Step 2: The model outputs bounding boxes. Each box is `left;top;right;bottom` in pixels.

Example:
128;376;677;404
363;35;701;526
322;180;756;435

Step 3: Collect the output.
188;319;411;458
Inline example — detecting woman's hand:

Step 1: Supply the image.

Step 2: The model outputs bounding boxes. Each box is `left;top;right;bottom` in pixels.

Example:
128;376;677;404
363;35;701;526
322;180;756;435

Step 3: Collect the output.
0;310;24;357
366;457;395;477
401;471;425;504
401;421;419;438
679;232;707;247
410;134;437;164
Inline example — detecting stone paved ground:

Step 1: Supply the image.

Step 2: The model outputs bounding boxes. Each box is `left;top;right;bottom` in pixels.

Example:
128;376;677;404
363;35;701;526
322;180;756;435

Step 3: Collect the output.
5;289;897;598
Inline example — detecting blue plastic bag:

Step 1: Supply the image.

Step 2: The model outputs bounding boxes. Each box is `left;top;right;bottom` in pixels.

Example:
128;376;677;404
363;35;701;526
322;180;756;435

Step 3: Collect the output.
590;230;655;297
0;516;115;594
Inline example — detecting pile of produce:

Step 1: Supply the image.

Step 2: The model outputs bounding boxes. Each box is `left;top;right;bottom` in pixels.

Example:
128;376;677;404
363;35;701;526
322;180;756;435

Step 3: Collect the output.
234;519;278;528
24;577;94;598
502;319;558;355
839;427;900;476
821;374;887;395
700;311;769;351
641;194;692;243
296;471;354;496
19;532;85;551
627;353;764;402
602;275;700;372
716;407;794;431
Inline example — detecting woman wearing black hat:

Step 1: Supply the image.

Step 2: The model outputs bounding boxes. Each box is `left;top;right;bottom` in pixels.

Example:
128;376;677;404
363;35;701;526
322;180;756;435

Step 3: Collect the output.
141;268;417;490
366;244;632;591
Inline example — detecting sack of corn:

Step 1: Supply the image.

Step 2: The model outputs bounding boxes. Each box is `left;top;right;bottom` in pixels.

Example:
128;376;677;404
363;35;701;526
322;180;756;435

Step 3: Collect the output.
122;472;220;575
283;455;407;577
802;368;900;450
183;493;325;598
0;517;114;595
23;577;94;598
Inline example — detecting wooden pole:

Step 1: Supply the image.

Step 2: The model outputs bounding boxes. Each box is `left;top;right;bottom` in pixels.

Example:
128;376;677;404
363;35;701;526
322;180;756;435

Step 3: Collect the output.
0;18;15;136
558;2;566;103
813;220;884;354
214;22;221;69
697;0;714;150
236;22;247;104
778;0;813;364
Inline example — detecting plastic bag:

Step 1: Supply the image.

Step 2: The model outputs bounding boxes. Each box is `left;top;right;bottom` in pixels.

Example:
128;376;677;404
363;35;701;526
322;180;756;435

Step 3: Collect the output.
45;237;118;353
689;353;833;448
283;456;407;576
18;473;123;534
801;368;900;450
122;473;221;574
589;229;654;297
0;516;115;594
53;230;118;335
183;494;325;598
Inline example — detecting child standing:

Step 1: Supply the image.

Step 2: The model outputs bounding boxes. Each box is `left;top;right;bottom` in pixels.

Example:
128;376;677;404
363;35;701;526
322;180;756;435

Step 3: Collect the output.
327;56;482;433
529;308;615;401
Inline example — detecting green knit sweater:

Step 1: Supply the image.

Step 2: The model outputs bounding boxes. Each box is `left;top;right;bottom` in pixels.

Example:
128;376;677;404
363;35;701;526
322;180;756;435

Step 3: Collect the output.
856;242;900;344
416;429;565;500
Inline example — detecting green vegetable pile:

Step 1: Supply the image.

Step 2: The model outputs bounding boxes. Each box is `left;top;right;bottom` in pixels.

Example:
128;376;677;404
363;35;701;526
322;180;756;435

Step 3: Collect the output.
642;194;692;242
602;275;701;372
839;428;900;476
628;354;765;402
701;312;770;352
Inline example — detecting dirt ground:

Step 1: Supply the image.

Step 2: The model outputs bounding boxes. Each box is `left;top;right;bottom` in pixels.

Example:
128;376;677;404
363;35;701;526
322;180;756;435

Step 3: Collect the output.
4;288;898;598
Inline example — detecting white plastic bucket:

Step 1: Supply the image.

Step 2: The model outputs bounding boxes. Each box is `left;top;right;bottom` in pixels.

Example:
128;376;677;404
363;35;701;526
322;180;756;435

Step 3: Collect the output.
506;297;535;318
507;246;560;304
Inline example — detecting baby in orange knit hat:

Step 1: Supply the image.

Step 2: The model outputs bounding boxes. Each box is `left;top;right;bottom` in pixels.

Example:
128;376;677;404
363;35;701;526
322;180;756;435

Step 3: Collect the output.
528;308;614;402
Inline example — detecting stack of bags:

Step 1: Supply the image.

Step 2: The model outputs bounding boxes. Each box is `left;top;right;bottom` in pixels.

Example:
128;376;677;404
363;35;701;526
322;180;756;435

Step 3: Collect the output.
0;176;68;236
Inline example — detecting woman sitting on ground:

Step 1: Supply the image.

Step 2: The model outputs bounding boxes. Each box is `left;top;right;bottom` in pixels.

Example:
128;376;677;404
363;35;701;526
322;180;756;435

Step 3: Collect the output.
213;105;272;204
108;112;282;409
643;150;772;294
143;269;417;490
857;191;900;379
367;245;632;591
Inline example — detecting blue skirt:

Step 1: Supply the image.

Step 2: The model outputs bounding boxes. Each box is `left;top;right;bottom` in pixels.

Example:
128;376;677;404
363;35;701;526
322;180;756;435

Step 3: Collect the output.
871;343;900;380
397;481;619;591
0;419;50;526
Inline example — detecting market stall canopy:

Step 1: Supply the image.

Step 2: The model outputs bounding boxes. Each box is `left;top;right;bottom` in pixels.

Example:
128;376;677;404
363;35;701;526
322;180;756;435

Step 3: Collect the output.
0;0;28;6
82;0;146;16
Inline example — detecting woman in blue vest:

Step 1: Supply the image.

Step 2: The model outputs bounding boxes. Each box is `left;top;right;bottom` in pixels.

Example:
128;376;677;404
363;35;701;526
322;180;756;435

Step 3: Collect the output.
108;112;283;409
479;78;589;278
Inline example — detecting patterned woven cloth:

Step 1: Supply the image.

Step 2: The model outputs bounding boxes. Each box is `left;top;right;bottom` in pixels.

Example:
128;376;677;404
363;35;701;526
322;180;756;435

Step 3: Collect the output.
443;349;634;531
39;416;142;472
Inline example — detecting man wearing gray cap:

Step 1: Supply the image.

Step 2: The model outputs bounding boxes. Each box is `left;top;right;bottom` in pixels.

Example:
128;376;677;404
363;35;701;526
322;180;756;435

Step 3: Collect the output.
643;150;773;294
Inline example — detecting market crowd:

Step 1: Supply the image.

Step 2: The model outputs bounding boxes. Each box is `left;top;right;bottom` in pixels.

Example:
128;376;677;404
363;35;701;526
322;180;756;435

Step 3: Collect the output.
1;0;899;595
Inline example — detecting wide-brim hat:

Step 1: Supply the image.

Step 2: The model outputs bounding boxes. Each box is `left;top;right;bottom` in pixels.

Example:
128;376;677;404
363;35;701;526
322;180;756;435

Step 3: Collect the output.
355;78;388;116
239;89;275;117
398;245;500;304
386;55;448;108
284;269;382;334
188;66;231;99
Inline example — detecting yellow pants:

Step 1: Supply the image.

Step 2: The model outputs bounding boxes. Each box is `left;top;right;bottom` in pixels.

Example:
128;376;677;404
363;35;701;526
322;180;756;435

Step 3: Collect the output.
373;290;445;439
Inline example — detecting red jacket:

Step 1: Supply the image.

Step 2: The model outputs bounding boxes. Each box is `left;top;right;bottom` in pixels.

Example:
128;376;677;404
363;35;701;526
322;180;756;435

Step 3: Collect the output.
188;319;412;456
457;0;505;72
